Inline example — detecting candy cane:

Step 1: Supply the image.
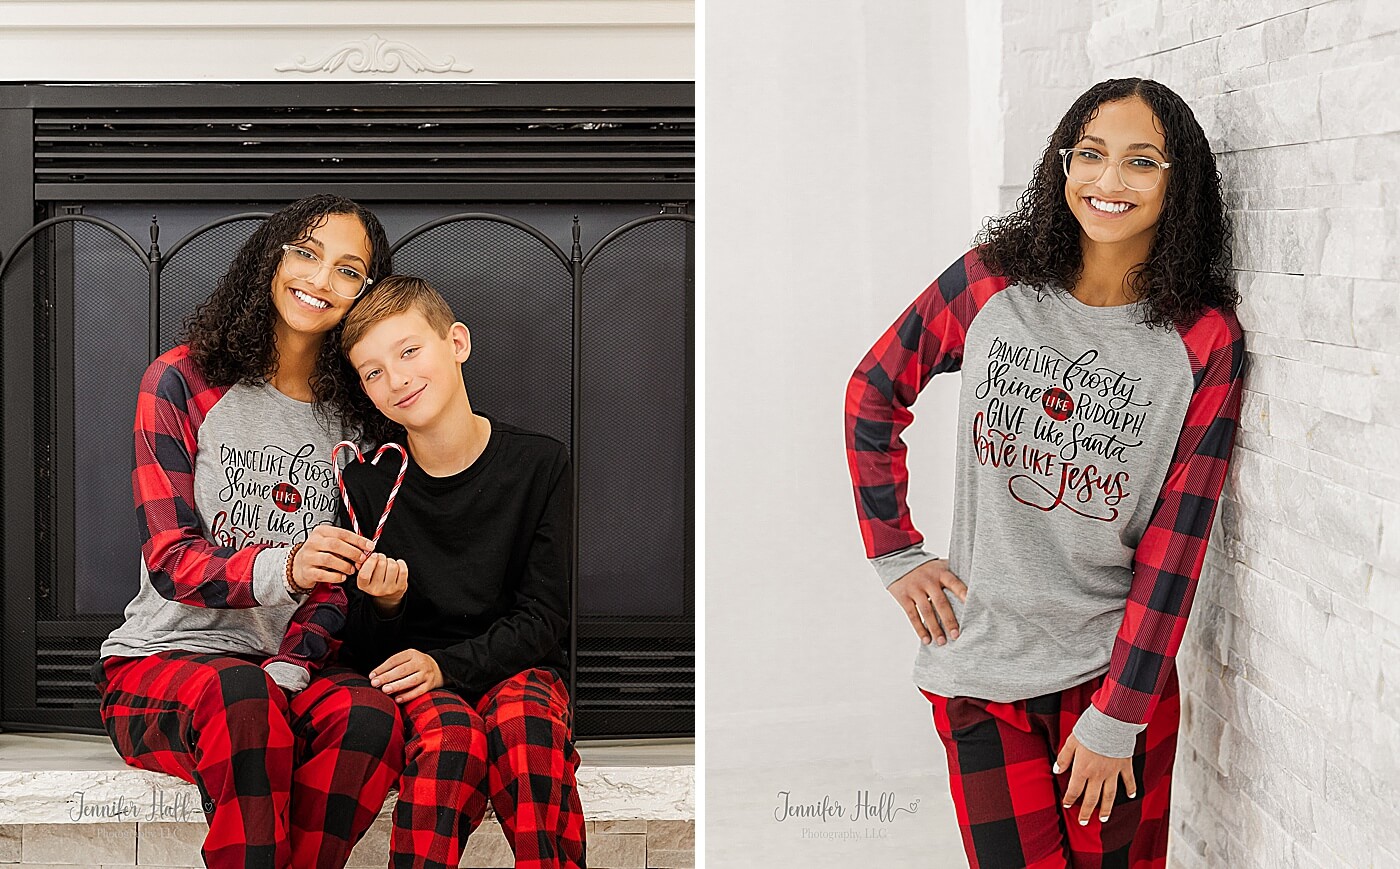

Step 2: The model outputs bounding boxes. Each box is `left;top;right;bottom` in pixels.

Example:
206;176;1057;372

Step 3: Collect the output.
331;440;409;545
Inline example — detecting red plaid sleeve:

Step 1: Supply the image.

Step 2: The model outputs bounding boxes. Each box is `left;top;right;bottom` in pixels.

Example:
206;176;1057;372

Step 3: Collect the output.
264;583;346;675
1087;307;1247;730
844;248;1009;559
133;345;269;607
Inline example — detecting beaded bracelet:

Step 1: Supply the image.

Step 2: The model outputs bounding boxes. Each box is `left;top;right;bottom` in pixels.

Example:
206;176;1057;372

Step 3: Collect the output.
284;542;310;596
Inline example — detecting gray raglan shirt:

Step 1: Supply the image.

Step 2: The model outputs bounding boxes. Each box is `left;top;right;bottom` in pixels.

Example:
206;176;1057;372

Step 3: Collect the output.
100;345;348;692
847;250;1246;757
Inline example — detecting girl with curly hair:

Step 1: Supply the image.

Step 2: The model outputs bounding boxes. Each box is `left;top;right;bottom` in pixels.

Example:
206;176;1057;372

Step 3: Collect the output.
845;78;1247;867
93;194;405;869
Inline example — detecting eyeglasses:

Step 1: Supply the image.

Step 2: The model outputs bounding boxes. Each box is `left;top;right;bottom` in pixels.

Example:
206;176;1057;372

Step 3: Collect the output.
1059;148;1172;192
279;244;373;299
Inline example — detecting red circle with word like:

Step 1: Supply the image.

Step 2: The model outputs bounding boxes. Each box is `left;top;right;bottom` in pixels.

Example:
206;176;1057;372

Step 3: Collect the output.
272;483;302;513
1041;388;1074;421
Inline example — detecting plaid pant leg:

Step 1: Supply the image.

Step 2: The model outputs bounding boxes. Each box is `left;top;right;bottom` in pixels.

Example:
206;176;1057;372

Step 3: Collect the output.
93;651;294;869
478;668;586;869
390;688;491;869
925;689;1069;869
287;665;406;869
1049;667;1179;869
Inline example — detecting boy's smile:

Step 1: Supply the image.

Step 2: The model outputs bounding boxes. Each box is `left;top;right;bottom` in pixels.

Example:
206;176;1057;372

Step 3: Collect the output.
394;384;427;409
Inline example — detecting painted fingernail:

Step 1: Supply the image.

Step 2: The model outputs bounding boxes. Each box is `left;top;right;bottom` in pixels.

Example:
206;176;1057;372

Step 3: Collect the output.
1129;792;1137;799
1100;815;1110;822
1052;762;1061;774
1079;819;1088;826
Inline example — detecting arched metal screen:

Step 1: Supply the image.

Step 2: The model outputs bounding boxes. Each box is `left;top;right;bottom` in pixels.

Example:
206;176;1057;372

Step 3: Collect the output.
69;223;150;617
1;209;694;738
574;217;694;735
2;217;150;713
158;217;266;354
579;218;691;617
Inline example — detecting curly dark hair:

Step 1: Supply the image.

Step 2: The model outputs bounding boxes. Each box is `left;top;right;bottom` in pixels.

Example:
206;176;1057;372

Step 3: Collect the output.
975;77;1238;330
182;194;392;431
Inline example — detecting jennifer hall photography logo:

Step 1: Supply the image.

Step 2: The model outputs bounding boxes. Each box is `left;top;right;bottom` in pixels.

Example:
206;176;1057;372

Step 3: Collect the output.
772;788;921;842
68;786;208;822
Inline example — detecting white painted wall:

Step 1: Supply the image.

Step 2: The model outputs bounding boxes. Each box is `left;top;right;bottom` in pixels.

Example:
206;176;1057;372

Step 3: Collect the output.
705;1;983;865
0;0;693;80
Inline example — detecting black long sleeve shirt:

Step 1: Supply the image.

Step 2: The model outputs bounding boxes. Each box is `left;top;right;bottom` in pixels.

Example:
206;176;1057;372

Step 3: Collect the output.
338;417;570;702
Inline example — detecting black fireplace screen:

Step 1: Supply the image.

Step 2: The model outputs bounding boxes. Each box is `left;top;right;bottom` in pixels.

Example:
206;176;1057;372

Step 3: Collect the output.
0;80;694;740
1;206;694;739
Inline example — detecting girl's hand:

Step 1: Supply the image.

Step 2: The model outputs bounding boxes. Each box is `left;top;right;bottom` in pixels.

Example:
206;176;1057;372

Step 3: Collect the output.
1054;733;1137;826
357;552;408;613
369;648;443;703
293;525;373;588
886;559;968;645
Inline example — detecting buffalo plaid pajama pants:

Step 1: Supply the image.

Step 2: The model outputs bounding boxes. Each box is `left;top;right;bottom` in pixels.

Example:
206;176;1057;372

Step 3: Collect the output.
391;667;585;869
93;650;404;869
923;666;1179;869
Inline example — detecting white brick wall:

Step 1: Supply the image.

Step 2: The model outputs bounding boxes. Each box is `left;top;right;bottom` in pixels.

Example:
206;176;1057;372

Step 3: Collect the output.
995;2;1400;866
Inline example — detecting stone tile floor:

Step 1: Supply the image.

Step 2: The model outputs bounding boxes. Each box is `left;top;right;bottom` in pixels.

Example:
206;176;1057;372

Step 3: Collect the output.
0;733;694;868
0;817;694;867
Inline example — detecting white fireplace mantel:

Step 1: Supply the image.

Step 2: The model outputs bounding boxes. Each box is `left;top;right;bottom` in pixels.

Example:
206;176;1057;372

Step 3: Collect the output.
0;0;694;81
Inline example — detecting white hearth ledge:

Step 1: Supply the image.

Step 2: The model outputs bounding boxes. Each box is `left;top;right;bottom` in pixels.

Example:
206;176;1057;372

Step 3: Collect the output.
0;732;694;825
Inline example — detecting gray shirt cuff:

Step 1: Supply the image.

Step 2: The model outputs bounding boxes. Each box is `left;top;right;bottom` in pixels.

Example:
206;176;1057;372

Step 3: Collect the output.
253;545;297;606
870;544;938;588
263;661;310;694
1071;703;1146;758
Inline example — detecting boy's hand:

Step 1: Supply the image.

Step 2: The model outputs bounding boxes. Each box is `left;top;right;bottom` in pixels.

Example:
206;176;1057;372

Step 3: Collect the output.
357;552;408;613
294;525;373;588
370;648;443;703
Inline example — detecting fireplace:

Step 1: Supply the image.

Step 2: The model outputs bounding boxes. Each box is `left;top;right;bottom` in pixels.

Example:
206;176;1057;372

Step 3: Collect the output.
0;82;694;739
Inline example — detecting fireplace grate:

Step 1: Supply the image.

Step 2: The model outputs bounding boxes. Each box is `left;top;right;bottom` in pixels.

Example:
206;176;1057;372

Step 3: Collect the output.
35;105;694;189
574;634;694;738
35;644;102;709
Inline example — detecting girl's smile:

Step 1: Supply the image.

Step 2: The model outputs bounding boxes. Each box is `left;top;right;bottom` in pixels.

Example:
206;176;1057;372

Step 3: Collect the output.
1083;196;1137;217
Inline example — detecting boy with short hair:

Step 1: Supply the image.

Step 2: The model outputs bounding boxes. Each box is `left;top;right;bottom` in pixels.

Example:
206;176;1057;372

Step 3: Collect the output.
336;275;584;869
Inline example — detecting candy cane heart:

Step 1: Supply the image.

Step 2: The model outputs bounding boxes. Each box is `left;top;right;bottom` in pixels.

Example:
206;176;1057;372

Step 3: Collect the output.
331;440;409;546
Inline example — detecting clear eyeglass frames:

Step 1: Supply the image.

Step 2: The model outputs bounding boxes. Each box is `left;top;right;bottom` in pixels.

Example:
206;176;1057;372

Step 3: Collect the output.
1059;148;1172;192
279;244;373;299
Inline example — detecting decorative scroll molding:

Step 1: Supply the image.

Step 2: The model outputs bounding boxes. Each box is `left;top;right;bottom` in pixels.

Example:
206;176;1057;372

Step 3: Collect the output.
275;34;473;75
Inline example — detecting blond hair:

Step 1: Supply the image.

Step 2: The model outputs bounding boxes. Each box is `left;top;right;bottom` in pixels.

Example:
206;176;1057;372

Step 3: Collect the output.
341;275;457;355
